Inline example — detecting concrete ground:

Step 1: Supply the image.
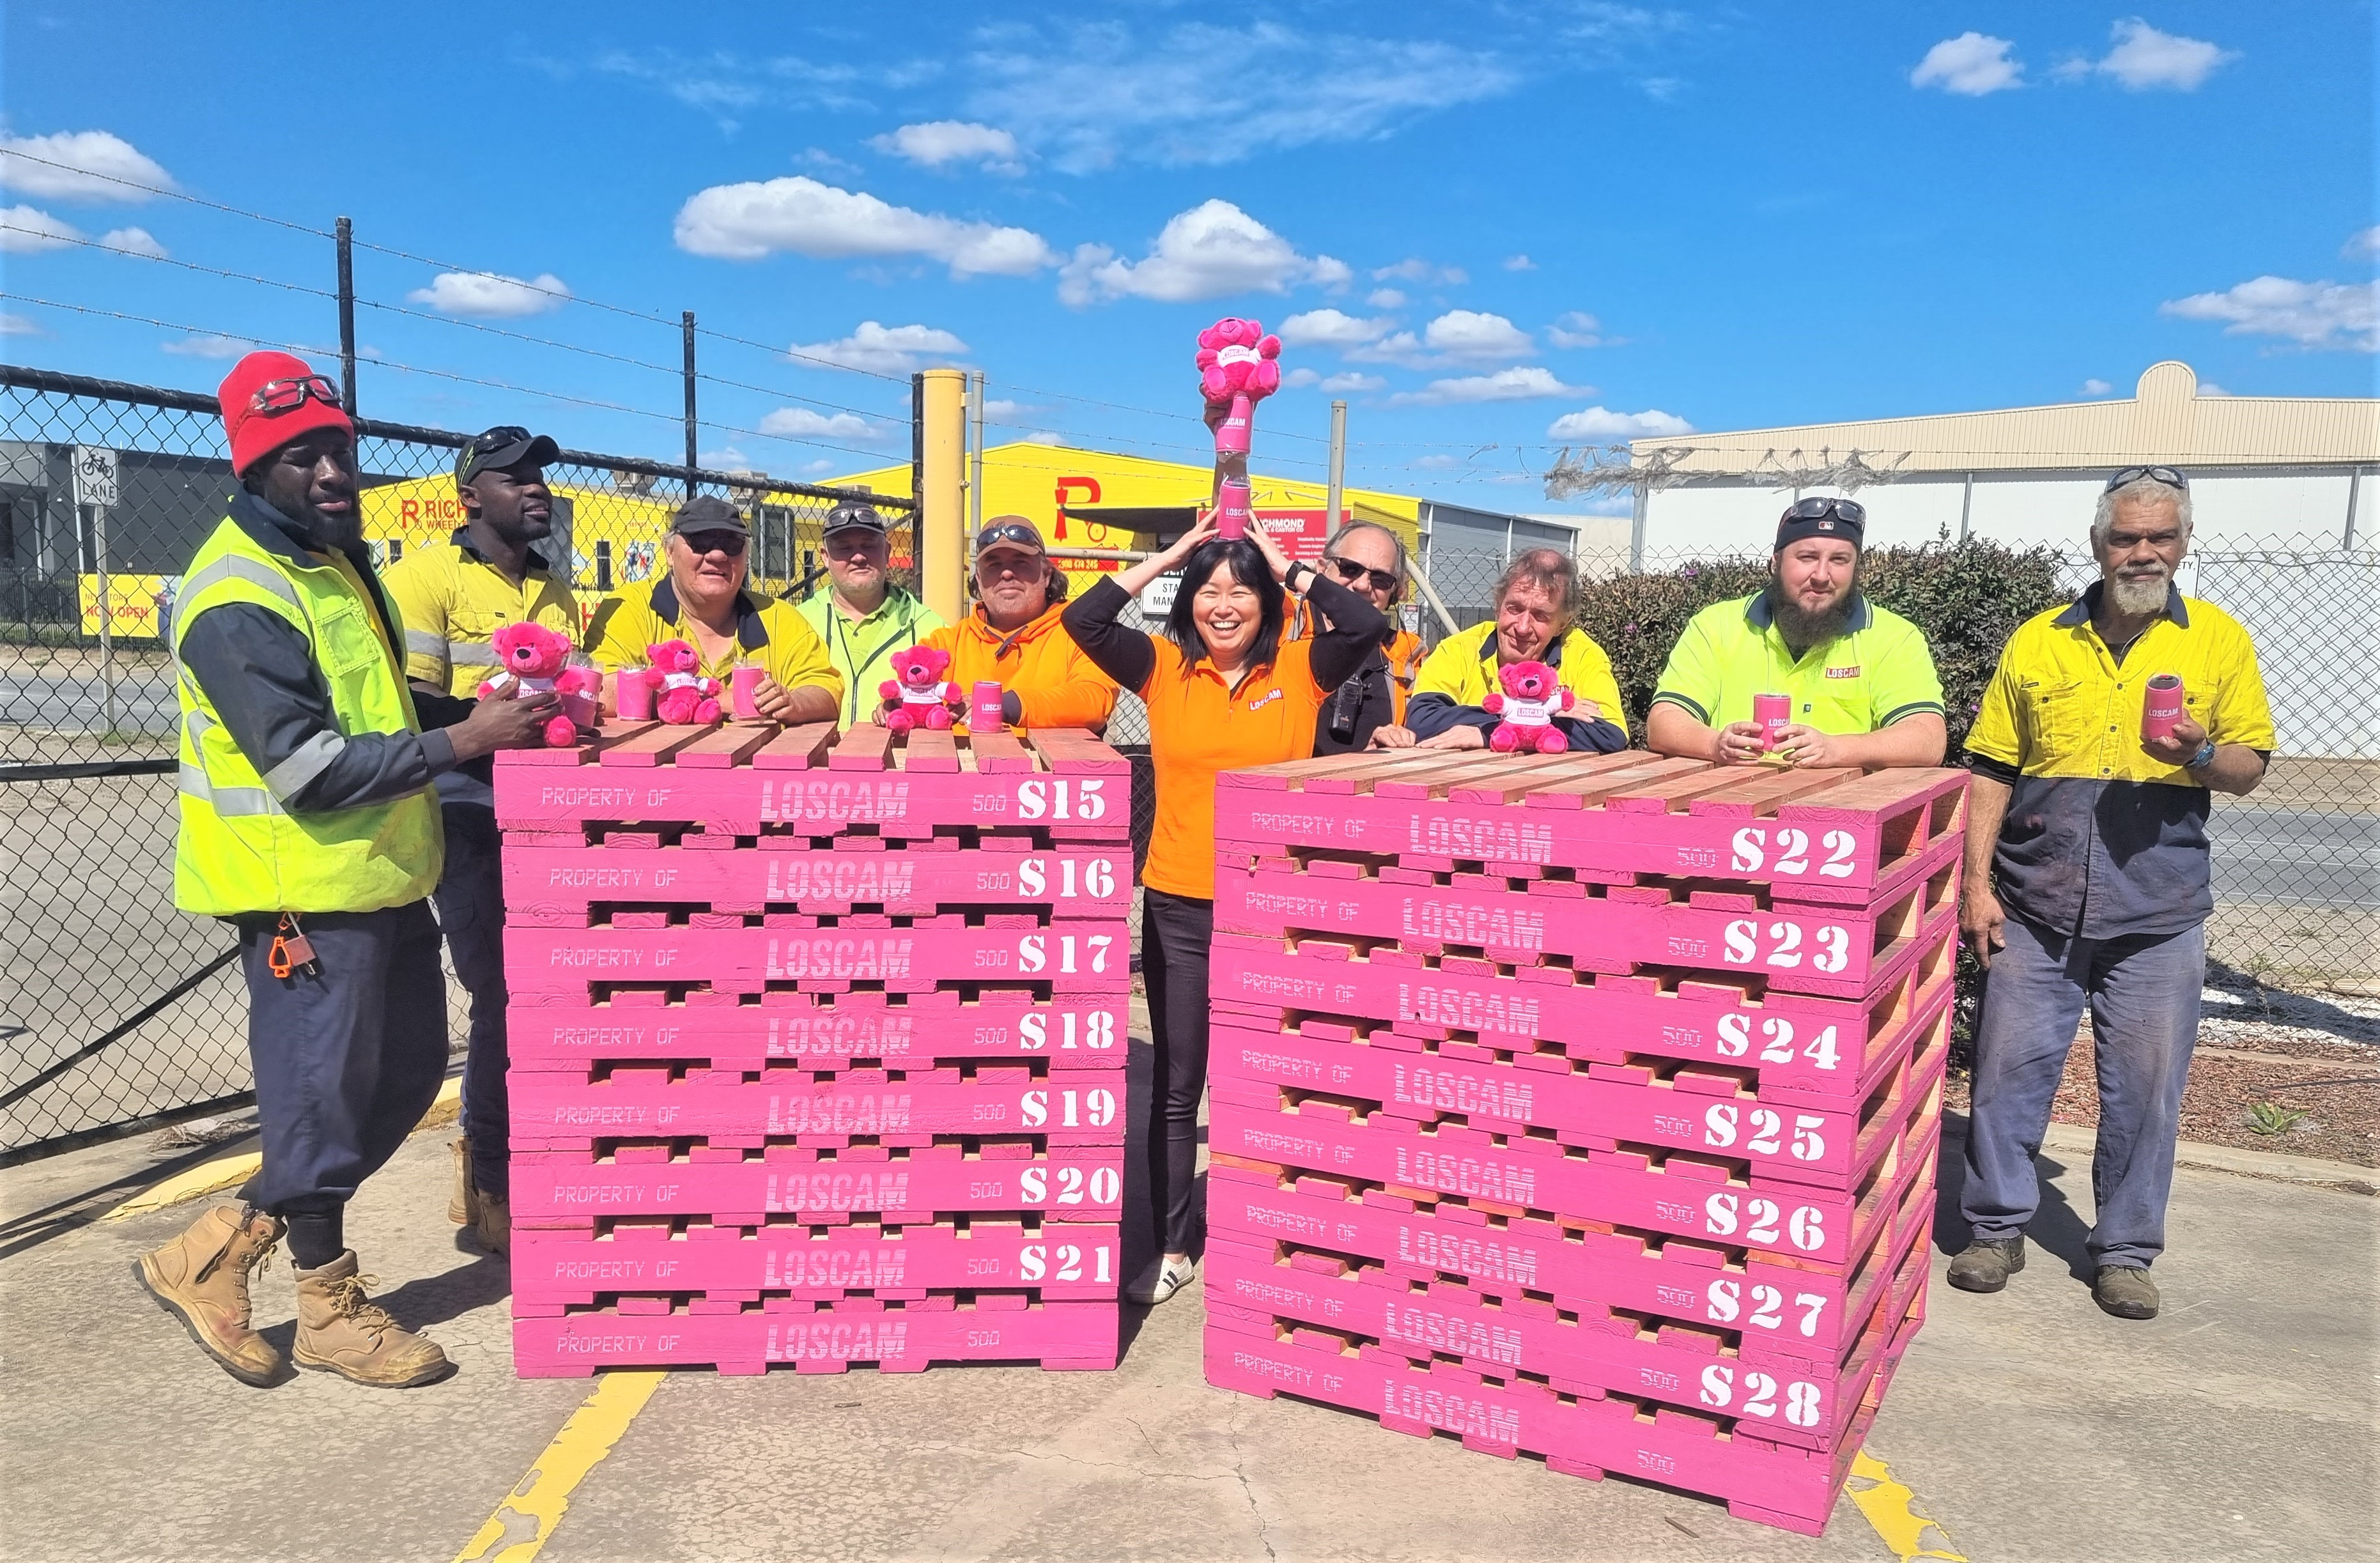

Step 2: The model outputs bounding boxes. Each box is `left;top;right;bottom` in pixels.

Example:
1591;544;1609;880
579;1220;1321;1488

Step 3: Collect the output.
3;1028;2375;1563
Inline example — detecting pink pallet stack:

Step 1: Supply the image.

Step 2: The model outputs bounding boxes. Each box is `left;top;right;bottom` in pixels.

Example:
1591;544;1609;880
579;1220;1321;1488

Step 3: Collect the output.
493;718;1134;1376
1199;748;1967;1535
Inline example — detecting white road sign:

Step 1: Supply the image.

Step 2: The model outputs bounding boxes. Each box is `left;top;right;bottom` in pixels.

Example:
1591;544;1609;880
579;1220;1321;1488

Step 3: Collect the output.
72;445;120;509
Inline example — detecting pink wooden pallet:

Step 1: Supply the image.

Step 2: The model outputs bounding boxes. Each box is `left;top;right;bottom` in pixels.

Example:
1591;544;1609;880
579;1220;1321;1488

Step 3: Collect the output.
1203;1293;1925;1536
1203;994;1949;1189
510;1066;1126;1150
508;990;1132;1073
512;1220;1124;1309
502;835;1131;919
1216;751;1967;905
1205;1086;1943;1272
516;1297;1121;1377
1208;926;1955;1109
1202;1155;1932;1367
495;722;1128;840
1213;840;1959;999
512;1143;1125;1228
504;918;1131;997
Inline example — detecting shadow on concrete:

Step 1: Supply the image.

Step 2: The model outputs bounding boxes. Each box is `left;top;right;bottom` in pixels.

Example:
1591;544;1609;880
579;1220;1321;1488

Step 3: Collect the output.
1934;1111;2098;1282
0;1129;263;1261
254;1250;511;1357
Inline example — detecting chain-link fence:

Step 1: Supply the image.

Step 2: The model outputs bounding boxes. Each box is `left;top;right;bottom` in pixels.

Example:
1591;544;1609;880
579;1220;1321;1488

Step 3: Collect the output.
0;366;915;1158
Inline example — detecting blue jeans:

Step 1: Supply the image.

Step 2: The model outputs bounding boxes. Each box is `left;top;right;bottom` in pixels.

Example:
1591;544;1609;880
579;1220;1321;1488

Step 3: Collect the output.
1961;912;2206;1270
434;803;511;1196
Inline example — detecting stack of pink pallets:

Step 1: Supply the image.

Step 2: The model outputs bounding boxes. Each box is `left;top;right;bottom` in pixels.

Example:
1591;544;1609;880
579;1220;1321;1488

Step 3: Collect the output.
493;720;1133;1377
1199;749;1967;1535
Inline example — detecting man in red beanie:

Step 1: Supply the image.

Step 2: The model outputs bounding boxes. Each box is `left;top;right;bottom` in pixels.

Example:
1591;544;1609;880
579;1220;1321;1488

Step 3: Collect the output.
135;351;557;1389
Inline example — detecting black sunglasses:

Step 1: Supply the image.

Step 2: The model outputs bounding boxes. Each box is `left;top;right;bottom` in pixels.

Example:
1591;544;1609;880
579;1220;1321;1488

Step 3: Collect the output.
679;530;747;557
1325;554;1400;595
1782;496;1866;525
977;522;1042;551
2105;465;2189;493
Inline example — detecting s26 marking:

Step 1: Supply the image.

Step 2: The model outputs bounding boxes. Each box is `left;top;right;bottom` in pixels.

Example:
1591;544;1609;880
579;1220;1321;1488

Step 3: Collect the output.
1701;1191;1827;1251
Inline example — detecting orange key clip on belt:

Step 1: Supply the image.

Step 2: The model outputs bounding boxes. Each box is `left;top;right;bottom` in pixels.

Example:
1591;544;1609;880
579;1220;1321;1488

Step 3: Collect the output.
268;912;321;980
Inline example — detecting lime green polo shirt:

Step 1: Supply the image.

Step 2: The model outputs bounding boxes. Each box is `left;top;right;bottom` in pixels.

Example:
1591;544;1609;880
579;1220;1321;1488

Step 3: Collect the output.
1651;591;1944;735
795;587;946;728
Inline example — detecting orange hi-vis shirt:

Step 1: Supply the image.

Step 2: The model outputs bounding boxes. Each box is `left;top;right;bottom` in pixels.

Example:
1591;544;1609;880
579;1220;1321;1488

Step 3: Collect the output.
1136;635;1327;898
924;603;1118;732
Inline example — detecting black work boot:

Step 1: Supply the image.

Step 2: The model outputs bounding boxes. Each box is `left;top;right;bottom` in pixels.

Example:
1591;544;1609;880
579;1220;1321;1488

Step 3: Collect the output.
2092;1265;2160;1320
1946;1235;2027;1293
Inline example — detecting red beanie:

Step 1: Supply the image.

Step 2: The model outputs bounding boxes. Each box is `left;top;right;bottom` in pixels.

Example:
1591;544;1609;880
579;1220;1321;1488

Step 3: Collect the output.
217;351;355;477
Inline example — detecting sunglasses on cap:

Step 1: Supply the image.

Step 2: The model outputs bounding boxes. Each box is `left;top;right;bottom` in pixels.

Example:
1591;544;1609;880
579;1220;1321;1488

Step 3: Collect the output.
2105;465;2189;493
680;530;747;557
248;374;343;416
1325;555;1400;595
977;521;1043;551
1781;495;1866;526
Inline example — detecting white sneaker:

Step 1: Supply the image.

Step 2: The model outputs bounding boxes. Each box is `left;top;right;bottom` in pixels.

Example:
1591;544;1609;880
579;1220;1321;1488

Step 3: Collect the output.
1128;1254;1198;1305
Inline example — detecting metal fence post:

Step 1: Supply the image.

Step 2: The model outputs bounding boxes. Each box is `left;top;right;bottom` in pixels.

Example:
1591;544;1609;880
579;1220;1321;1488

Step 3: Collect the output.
335;217;357;414
681;311;698;499
1327;399;1347;530
1628;479;1648;574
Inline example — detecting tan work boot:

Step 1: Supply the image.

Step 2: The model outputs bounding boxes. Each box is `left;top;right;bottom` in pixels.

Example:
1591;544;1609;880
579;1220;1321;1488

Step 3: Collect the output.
472;1188;511;1256
448;1137;477;1226
135;1201;286;1386
292;1251;453;1388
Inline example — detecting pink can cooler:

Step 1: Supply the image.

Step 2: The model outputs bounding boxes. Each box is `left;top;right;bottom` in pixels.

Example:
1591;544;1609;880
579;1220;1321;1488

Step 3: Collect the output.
1215;478;1252;541
1753;691;1791;749
970;681;1005;731
615;669;653;721
730;665;764;721
2142;674;2188;743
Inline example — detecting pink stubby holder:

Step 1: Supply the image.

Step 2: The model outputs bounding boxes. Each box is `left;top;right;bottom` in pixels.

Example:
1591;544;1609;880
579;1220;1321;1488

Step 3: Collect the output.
2142;674;2187;744
1754;691;1791;750
971;681;1005;732
730;665;764;721
614;668;654;721
1215;479;1253;542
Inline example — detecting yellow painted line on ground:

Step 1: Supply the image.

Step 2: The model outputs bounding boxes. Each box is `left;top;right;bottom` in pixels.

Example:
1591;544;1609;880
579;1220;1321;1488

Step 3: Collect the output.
452;1370;667;1562
98;1077;463;1223
1846;1449;1967;1561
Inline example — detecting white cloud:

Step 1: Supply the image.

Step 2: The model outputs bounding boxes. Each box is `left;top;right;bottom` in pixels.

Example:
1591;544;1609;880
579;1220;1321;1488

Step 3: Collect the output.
1390;366;1580;406
2342;226;2380;260
161;334;253;360
803;459;838;474
1366;288;1408;309
0;311;44;336
674;176;1056;277
0;203;78;252
0;130;173;201
1413;454;1461;470
1024;429;1068;447
1059;200;1336;305
1320;371;1387;393
1545;405;1696;440
2094;19;2236;91
1309;254;1353;291
1423;309;1534;362
966;22;1517;171
759;407;881;441
789;321;969;374
1547;311;1605;349
1347;330;1424;365
2198;381;2232;397
1911;32;2023;95
1502;254;1536;272
1277;308;1396;350
699;446;753;470
100;225;166;259
2081;378;2113;396
870;121;1024;174
1372;257;1467;285
2161;275;2379;351
980;398;1035;420
1281;367;1322;389
408;270;571;318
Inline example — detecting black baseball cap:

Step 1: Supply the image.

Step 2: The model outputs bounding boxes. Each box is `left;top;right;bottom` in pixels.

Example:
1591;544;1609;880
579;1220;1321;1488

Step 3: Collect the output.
455;425;560;488
668;493;750;537
823;501;890;537
1775;495;1866;551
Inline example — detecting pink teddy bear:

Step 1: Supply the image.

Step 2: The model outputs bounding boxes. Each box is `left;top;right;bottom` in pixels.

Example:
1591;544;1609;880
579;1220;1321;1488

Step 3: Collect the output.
1481;659;1574;753
640;639;723;725
878;644;962;734
1195;317;1282;456
478;622;601;747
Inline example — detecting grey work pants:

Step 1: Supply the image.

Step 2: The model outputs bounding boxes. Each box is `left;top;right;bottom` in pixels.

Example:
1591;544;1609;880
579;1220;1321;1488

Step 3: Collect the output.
1959;911;2206;1270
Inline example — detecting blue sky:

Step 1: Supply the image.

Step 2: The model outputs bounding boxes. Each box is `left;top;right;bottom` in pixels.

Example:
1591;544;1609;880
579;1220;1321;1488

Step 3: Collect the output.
2;1;2372;510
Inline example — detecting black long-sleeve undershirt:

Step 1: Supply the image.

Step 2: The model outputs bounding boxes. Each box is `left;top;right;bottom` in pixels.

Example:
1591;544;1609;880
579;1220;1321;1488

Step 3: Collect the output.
1060;571;1386;695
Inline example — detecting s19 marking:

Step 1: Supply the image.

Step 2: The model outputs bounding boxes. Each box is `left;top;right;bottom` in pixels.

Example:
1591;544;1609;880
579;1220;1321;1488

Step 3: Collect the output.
1020;1088;1118;1129
1729;826;1858;880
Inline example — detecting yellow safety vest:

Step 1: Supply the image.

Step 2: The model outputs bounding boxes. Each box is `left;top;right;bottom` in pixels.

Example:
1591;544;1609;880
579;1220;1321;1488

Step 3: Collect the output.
172;516;444;916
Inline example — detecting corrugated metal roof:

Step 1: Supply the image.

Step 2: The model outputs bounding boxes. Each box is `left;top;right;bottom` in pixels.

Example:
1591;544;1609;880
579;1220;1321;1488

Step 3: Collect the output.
1630;362;2379;475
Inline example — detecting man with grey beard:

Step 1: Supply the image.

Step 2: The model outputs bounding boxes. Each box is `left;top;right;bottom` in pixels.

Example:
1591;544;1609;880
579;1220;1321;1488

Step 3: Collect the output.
1952;466;2275;1321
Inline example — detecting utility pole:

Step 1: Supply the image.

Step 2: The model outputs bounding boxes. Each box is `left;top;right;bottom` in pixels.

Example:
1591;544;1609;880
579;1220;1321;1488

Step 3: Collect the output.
968;370;987;537
334;217;357;414
1325;399;1347;532
681;312;699;498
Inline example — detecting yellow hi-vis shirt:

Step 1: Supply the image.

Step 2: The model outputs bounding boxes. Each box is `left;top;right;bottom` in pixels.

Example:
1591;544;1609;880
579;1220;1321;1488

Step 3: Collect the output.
382;527;582;698
1651;591;1944;734
1409;621;1629;737
796;587;946;729
583;576;843;705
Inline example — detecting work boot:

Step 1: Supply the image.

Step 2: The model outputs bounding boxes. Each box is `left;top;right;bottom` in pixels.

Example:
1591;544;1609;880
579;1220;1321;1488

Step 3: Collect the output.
1946;1234;2027;1293
472;1188;511;1257
2093;1265;2161;1320
448;1137;477;1226
134;1201;286;1386
292;1251;452;1388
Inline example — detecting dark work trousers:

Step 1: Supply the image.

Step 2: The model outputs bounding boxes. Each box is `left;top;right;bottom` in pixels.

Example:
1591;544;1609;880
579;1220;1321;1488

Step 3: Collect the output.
433;803;511;1196
238;899;451;1215
1141;888;1216;1257
1960;912;2207;1270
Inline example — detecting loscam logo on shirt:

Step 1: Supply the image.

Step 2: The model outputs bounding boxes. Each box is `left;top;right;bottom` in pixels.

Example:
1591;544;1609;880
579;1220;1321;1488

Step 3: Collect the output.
1246;687;1285;712
1825;665;1862;679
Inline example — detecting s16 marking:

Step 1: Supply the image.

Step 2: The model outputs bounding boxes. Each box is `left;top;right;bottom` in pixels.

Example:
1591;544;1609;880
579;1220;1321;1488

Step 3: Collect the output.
1713;1014;1842;1071
1729;826;1858;879
1702;1277;1830;1337
1720;919;1851;973
1701;1104;1828;1161
1016;857;1119;898
1701;1191;1827;1251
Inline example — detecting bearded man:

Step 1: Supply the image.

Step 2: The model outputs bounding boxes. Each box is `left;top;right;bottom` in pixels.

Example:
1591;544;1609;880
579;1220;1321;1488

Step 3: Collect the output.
1648;497;1947;767
1952;466;2273;1322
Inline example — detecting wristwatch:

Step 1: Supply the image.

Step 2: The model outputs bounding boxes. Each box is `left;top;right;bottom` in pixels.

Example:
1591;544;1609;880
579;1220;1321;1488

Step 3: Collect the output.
2184;737;2218;770
1286;561;1315;592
